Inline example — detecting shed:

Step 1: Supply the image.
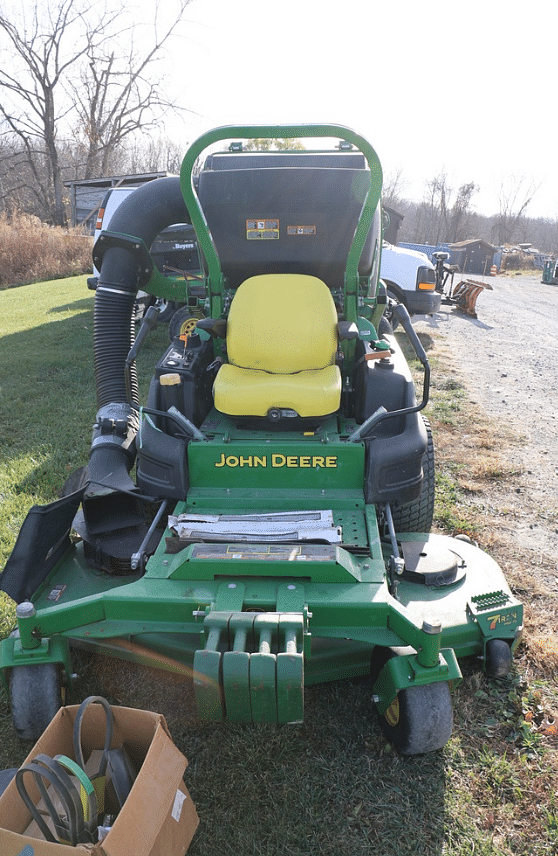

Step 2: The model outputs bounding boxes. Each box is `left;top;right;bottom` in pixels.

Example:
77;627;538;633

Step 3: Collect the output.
64;173;174;233
449;240;497;275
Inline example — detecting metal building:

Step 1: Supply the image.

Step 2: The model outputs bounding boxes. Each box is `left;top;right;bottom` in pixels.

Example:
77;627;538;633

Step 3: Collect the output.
449;240;497;275
65;173;174;233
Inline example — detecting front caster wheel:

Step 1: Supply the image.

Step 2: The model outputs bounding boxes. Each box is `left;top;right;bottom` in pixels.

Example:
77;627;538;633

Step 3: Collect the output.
371;647;453;755
10;663;62;740
485;638;512;678
376;681;454;755
168;307;200;341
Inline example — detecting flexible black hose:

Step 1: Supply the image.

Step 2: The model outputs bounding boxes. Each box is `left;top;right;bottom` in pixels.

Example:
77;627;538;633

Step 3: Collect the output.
94;276;138;407
90;176;189;486
94;177;189;409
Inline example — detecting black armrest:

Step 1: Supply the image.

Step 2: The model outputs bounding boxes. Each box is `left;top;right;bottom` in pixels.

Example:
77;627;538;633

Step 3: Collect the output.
337;321;359;341
196;317;227;339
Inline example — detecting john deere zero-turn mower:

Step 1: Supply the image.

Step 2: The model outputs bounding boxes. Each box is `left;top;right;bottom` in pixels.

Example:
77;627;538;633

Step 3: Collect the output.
0;126;523;753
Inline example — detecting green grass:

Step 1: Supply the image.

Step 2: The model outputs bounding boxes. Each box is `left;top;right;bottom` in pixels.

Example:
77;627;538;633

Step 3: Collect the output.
1;282;557;854
434;470;480;536
0;277;167;631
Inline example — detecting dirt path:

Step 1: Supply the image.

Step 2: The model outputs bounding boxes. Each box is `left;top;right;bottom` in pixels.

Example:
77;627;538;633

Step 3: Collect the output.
414;272;558;561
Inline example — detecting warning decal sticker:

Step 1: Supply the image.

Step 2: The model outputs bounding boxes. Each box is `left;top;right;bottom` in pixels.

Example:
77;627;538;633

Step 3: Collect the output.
287;225;316;236
246;219;279;240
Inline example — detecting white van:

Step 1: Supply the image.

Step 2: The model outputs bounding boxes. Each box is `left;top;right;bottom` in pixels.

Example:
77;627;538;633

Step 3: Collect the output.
380;242;441;317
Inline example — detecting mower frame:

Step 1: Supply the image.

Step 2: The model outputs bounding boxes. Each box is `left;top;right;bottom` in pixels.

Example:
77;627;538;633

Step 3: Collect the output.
0;125;522;751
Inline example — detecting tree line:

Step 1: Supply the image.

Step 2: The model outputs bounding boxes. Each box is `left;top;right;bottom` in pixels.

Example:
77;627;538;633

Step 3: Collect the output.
1;1;556;256
0;0;193;226
384;169;557;254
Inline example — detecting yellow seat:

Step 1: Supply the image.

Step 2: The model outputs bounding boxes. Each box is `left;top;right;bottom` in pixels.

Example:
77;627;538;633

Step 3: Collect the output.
213;274;341;418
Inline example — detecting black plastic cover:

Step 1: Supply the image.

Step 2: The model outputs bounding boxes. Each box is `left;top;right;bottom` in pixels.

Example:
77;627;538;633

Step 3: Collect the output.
136;416;189;500
0;489;85;603
197;166;374;289
204;151;367;170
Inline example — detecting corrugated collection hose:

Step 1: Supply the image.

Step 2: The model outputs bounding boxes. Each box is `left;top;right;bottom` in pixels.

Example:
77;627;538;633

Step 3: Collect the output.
94;276;139;408
93;177;188;410
90;177;189;485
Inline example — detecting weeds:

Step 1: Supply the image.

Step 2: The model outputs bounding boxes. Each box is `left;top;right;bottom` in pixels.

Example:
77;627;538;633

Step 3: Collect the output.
429;376;467;424
0;211;92;287
434;470;480;535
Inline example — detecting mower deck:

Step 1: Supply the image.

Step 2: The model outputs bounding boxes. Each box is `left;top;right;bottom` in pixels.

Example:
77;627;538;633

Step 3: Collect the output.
2;408;521;726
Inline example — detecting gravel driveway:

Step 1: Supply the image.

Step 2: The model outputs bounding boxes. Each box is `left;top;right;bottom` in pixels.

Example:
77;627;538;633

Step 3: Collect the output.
413;271;558;560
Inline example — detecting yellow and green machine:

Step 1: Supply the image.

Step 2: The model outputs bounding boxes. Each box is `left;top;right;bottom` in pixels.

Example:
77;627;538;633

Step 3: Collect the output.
0;126;522;754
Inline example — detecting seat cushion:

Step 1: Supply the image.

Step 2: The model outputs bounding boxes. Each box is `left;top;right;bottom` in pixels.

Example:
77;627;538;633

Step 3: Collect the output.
214;363;341;418
213;273;342;417
226;274;338;374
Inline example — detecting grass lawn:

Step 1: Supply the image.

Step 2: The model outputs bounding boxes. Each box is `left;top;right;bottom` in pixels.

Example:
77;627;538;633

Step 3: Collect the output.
0;278;557;855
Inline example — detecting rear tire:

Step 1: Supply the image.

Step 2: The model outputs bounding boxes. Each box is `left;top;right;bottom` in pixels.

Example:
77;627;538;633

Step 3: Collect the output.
10;663;62;740
385;288;404;331
378;315;393;338
154;297;178;323
390;416;435;533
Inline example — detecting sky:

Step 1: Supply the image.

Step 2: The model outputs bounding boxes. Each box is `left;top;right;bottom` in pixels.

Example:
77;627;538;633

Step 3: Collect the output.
134;0;556;219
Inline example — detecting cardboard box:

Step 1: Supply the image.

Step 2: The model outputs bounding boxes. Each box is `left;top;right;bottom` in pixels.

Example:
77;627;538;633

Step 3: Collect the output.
0;704;198;856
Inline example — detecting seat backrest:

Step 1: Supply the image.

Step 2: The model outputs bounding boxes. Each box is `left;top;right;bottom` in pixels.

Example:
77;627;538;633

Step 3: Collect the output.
197;164;374;290
226;274;338;374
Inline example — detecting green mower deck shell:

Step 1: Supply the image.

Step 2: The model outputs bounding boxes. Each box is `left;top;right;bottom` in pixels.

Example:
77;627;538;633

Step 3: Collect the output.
0;124;523;749
1;509;521;723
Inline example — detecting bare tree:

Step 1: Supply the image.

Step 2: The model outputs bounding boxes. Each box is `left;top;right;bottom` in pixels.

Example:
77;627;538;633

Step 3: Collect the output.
70;1;194;179
383;183;557;255
243;138;305;151
0;1;104;223
0;0;193;225
407;173;478;245
448;181;477;243
492;174;540;246
123;136;186;175
411;171;450;244
382;167;407;211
